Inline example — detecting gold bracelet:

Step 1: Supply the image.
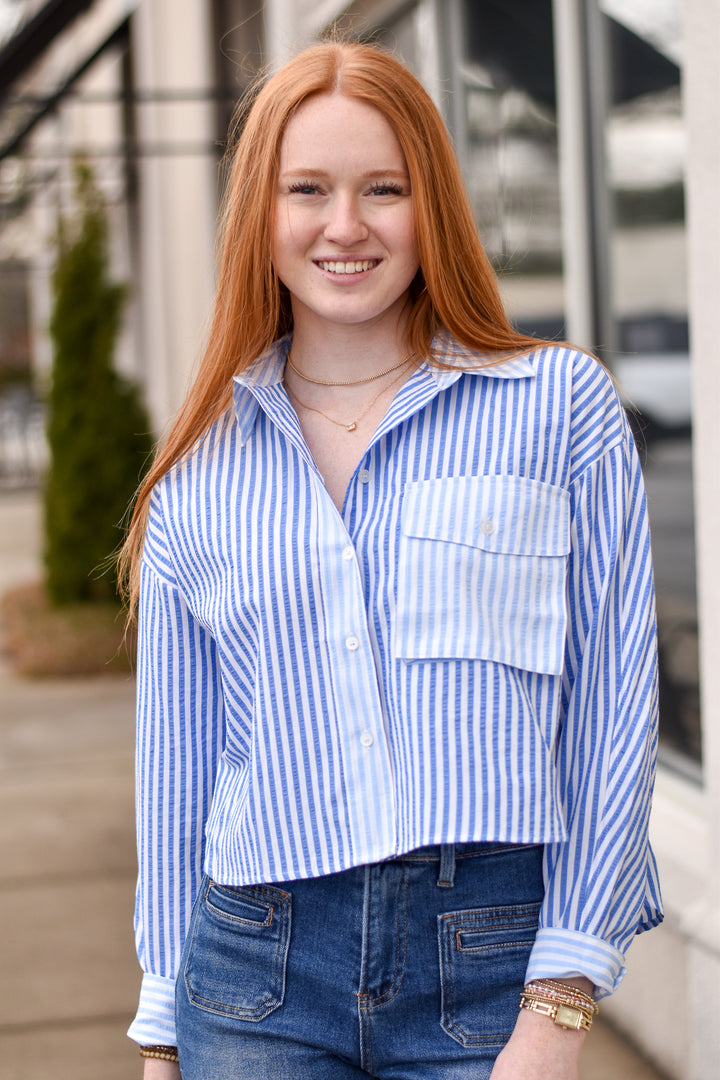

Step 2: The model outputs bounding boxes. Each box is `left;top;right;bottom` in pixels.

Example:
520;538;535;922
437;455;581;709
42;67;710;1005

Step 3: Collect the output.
520;993;594;1032
520;980;597;1033
139;1045;180;1063
522;991;596;1021
527;978;598;1013
522;991;596;1020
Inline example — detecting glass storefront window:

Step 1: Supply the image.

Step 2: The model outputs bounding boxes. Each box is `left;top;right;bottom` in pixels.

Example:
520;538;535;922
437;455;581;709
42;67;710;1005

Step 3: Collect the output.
603;0;700;767
454;0;564;340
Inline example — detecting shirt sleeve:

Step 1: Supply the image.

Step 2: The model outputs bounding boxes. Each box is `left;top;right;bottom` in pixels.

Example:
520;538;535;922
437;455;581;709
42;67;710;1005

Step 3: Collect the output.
127;493;225;1044
526;421;663;997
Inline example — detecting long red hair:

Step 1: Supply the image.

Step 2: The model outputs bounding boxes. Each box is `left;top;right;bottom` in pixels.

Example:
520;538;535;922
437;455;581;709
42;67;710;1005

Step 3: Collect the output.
120;40;551;607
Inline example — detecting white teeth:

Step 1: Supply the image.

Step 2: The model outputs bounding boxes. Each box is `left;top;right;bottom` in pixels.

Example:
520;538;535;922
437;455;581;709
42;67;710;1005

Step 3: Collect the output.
318;260;377;274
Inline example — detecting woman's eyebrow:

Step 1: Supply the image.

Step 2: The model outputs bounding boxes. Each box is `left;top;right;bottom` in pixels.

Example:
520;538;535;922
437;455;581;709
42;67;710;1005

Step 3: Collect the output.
279;167;410;179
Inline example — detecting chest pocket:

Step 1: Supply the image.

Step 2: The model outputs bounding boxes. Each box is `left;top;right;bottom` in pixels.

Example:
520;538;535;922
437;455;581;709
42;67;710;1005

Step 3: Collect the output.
395;475;570;676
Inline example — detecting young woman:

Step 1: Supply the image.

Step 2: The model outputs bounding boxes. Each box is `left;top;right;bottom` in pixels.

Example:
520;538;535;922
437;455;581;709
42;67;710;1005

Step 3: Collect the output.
122;40;662;1080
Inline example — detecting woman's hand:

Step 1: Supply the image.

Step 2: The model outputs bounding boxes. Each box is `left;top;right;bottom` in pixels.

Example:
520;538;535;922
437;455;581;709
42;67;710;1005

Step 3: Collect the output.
489;999;588;1080
142;1057;181;1080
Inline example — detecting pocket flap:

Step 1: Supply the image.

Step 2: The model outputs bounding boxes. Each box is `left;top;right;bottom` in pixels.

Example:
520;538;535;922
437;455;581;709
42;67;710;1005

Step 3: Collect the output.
402;475;570;557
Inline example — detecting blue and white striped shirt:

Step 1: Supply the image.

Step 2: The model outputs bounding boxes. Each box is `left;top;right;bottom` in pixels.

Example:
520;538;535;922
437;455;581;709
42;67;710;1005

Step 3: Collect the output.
129;332;662;1044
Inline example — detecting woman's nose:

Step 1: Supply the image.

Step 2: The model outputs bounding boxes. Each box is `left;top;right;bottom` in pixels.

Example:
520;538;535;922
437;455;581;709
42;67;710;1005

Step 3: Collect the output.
323;195;369;245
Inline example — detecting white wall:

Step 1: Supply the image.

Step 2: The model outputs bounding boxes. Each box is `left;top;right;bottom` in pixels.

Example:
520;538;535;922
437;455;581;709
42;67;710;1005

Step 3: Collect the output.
682;0;720;1068
132;0;218;429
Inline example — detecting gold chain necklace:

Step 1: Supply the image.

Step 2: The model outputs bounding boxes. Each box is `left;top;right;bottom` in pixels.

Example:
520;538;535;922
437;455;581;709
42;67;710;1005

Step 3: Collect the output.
285;367;407;432
286;352;410;387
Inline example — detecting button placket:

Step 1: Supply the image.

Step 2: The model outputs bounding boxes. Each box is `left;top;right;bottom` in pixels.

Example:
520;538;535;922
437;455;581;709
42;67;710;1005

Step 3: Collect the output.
341;544;362;654
316;505;396;861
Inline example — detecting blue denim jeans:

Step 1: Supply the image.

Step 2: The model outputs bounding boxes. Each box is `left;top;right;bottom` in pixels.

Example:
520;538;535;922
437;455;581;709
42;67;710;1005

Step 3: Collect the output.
176;842;544;1079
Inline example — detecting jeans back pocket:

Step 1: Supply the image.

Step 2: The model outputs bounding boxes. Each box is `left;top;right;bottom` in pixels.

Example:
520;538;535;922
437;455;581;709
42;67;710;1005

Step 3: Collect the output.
438;900;541;1046
183;879;292;1021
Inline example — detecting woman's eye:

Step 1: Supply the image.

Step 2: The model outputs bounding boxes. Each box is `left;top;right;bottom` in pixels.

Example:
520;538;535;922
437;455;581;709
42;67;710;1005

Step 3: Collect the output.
368;183;404;196
287;181;321;195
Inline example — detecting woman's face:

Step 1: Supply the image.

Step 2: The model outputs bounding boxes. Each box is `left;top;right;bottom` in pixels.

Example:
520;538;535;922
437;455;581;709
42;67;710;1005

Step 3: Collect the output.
273;93;420;339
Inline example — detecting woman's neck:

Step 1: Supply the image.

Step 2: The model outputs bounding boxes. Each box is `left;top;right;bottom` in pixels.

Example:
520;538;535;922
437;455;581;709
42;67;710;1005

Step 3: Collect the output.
288;311;409;383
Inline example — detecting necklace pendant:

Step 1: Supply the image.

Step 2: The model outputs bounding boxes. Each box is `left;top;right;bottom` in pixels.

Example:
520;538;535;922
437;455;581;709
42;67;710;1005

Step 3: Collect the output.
345;422;358;432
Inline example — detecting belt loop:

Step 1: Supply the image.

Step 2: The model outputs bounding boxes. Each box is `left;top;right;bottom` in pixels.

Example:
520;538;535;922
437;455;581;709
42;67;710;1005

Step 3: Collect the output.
437;844;456;888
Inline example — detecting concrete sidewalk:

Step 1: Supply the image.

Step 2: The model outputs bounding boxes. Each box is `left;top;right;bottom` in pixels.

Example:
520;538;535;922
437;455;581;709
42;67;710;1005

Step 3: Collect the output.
0;491;139;1078
0;490;665;1079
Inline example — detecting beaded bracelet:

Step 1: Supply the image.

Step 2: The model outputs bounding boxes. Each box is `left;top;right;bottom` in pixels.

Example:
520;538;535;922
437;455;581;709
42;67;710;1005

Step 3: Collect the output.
522;991;596;1017
139;1045;180;1063
526;978;599;1014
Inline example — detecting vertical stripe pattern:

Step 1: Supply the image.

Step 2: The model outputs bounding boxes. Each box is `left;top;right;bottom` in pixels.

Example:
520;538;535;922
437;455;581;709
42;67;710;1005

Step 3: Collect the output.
128;333;662;1044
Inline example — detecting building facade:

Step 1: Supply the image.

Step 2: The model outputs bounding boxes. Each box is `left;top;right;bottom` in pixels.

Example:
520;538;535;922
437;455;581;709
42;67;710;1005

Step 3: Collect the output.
1;1;718;1074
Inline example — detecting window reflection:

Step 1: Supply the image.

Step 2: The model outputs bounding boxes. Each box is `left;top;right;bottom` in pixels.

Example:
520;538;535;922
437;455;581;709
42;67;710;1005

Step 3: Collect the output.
457;0;564;340
605;1;700;766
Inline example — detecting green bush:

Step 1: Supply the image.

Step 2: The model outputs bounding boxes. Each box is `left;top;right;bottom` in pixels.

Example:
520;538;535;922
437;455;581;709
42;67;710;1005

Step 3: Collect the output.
44;163;153;604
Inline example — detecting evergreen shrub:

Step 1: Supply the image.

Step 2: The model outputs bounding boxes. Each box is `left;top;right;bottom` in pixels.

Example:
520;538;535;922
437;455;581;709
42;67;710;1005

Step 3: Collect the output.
45;162;153;604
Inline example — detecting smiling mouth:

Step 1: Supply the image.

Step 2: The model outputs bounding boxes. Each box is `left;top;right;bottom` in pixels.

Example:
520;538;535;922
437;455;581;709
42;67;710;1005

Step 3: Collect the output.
316;259;380;274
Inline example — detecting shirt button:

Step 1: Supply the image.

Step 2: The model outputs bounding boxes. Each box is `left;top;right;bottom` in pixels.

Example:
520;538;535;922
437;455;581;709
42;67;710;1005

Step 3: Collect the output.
342;546;354;562
480;519;496;536
360;731;374;747
358;469;371;484
346;635;360;651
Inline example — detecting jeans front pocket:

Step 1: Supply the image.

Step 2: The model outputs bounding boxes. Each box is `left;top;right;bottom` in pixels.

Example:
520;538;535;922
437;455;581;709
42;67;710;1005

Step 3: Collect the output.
183;878;292;1021
438;901;541;1047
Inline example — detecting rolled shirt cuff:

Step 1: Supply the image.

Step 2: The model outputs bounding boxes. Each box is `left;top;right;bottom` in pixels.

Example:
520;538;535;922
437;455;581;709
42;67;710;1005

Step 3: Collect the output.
127;972;177;1046
526;927;627;999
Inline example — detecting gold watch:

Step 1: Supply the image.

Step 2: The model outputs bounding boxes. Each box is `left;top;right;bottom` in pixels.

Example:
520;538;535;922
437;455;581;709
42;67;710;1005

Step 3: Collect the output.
520;995;593;1032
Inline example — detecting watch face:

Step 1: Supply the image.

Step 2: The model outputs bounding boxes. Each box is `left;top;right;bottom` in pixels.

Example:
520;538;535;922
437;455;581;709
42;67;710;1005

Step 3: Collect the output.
555;1004;583;1029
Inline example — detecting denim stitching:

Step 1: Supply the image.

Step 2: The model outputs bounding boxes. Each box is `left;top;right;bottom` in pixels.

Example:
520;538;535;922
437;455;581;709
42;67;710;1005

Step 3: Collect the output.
357;863;412;1072
362;864;411;1010
184;881;291;1020
439;901;541;1046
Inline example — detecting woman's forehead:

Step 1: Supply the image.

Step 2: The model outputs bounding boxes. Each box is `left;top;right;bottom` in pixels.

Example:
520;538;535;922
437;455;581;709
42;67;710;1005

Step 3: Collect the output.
279;94;407;170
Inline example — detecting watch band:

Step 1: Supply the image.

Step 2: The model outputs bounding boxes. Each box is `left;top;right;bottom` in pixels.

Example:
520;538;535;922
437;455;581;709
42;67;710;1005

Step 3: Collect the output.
519;994;594;1032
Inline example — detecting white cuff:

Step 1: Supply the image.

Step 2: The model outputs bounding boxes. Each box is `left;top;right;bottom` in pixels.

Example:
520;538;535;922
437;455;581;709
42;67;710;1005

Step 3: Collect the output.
526;927;626;999
127;972;177;1045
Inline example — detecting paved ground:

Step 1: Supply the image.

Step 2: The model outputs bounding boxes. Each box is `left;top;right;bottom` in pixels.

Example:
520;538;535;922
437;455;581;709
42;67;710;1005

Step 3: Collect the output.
0;491;139;1079
0;489;666;1079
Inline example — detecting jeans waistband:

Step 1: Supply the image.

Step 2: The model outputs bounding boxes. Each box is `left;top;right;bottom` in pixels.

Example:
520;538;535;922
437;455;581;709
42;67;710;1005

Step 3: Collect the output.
388;842;542;889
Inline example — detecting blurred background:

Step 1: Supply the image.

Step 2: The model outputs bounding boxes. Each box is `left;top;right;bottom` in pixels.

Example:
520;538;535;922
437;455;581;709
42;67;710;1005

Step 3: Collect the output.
0;1;718;1077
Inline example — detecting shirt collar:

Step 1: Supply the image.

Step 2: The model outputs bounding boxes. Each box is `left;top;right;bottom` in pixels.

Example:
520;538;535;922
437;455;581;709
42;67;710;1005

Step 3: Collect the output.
422;329;539;386
232;331;538;444
232;337;290;444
